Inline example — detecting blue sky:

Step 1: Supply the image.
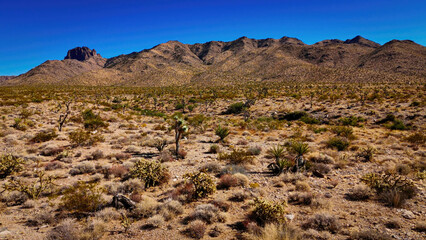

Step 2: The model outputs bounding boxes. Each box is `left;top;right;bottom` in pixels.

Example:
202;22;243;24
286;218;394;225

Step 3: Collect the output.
0;0;425;76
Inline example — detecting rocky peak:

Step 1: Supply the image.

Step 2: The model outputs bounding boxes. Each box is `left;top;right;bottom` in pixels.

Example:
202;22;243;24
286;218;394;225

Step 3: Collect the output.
344;36;381;48
64;46;100;61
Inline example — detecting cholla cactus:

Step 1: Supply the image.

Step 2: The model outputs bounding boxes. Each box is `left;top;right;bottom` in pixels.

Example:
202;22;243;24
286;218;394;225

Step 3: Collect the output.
174;116;188;159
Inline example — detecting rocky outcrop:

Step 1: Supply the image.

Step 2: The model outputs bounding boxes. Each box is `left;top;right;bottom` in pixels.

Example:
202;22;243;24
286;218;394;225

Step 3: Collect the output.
64;46;100;61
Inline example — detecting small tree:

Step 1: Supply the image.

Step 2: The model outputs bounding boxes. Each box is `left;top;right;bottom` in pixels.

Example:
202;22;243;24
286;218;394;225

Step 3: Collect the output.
173;116;188;159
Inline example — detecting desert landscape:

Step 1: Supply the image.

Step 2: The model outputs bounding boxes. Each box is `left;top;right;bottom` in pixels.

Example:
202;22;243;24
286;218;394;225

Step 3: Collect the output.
0;35;425;240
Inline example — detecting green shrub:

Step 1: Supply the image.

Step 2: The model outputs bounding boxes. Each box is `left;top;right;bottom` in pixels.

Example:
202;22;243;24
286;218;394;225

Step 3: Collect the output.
386;119;408;130
82;109;108;130
300;115;320;124
218;149;254;165
12;118;34;131
68;129;104;146
61;182;105;213
356;146;376;162
30;129;58;143
339;116;365;127
281;111;307;121
250;198;286;225
405;132;426;145
0;154;24;178
326;137;350;151
331;126;355;139
184;171;216;199
215;125;230;141
224;102;246;114
130;159;170;188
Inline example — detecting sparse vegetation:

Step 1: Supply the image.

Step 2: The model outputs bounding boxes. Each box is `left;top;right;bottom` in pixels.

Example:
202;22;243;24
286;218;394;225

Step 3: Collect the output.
129;159;170;188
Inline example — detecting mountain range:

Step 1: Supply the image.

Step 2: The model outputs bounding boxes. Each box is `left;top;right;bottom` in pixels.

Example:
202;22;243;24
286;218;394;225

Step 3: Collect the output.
1;36;425;86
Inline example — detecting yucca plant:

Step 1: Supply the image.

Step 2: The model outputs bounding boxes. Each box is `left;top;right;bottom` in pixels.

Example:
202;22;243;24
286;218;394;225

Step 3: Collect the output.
289;141;309;172
267;145;285;162
215;125;230;142
267;145;290;175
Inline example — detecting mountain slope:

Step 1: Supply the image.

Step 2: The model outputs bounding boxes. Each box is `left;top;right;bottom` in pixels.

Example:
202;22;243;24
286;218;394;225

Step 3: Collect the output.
1;36;425;86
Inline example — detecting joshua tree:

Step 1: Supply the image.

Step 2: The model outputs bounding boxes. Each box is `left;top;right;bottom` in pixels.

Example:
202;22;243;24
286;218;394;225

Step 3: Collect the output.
173;116;188;159
58;100;71;132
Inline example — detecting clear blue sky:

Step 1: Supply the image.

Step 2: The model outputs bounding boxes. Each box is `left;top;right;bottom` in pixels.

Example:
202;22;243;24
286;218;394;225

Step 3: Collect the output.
0;0;425;76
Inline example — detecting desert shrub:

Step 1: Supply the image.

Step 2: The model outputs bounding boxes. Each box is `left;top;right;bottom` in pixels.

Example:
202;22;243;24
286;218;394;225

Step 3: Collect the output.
12;118;34;131
159;200;184;220
153;138;168;152
95;207;122;221
61;182;105;213
281;111;308;121
350;230;392;240
220;164;247;175
82;109;108;130
288;192;314;205
26;209;55;226
217;174;238;189
326;137;350;151
69;161;95;176
80;219;106;240
129;196;159;219
184;220;206;239
129;159;170;188
145;215;165;228
87;149;104;160
108;165;129;178
361;173;417;207
46;218;80;240
189;204;224;224
340;116;365;127
250;198;286;226
229;191;250;202
310;163;331;175
356;146;376;162
208;144;220;153
218;149;254;165
247;145;262;155
258;223;302;240
68;129;104;146
1;190;28;206
0;154;24;178
44;161;64;171
233;173;249;187
302;213;339;233
295;180;311;191
405;132;425;145
331;126;355;139
199;162;221;174
308;153;334;164
224;102;246;114
386;119;408;130
395;163;411;175
30;129;57;143
346;185;371;201
158;151;173;162
215;125;230;141
184;171;216;199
